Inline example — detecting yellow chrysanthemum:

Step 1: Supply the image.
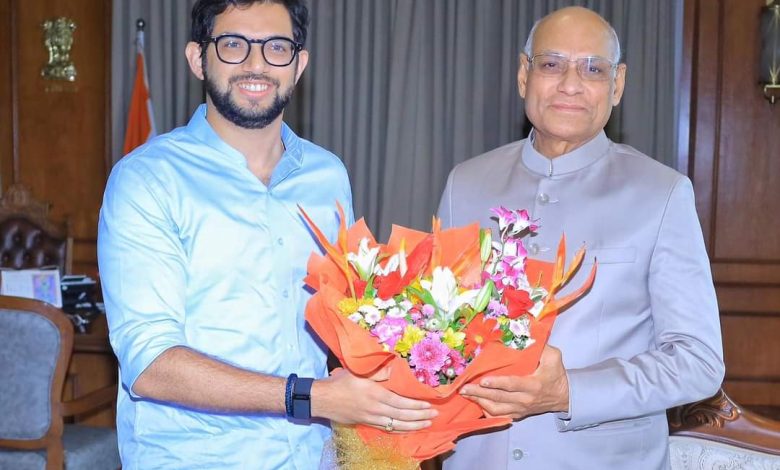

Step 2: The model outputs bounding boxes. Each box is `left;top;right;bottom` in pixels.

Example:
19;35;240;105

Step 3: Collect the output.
338;298;360;316
442;327;465;349
395;326;425;357
338;297;375;316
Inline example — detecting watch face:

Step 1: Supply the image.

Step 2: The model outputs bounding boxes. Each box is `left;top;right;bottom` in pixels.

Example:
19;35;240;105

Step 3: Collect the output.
291;377;314;419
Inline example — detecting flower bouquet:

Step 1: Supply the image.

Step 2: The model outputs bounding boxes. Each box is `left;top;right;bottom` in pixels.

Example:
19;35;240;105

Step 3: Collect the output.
301;204;596;469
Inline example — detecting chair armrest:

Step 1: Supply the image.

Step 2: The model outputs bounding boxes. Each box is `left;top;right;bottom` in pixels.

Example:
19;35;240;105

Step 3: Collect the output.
60;384;117;417
668;388;780;456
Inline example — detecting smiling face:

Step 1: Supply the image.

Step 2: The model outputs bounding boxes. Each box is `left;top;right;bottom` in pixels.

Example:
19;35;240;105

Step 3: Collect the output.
185;2;308;130
518;7;626;157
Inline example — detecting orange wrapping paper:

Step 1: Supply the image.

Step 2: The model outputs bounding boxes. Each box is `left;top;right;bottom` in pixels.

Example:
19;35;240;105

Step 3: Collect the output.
301;206;595;461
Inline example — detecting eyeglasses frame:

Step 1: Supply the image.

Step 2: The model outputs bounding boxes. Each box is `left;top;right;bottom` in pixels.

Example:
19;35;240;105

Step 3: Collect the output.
527;52;618;81
201;34;303;67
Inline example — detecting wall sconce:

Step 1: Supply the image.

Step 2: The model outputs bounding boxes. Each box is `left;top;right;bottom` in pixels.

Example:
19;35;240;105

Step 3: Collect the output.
761;0;780;104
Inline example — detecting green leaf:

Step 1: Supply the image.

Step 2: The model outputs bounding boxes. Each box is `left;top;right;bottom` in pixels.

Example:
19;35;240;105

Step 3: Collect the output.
364;276;376;299
406;285;437;310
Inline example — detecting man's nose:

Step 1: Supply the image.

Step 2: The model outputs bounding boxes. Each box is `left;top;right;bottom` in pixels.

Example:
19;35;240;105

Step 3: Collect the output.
557;62;584;94
242;44;269;71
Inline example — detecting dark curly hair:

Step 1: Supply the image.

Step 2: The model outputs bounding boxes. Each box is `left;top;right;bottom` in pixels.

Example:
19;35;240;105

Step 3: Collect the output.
190;0;309;48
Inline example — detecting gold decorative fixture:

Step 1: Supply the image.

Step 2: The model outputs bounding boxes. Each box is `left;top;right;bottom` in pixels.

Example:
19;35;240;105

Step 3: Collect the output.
761;0;780;103
41;17;77;82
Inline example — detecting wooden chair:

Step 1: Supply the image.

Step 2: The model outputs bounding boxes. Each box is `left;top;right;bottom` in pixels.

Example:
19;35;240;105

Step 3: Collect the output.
0;183;73;275
0;295;119;470
668;388;780;468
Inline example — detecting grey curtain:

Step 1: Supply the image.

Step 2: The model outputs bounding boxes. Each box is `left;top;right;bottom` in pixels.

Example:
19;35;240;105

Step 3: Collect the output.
291;0;681;239
111;0;681;240
111;0;202;164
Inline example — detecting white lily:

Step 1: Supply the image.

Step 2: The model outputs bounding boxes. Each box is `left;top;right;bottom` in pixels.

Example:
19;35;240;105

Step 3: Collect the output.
420;267;480;321
373;241;408;277
346;238;380;280
374;253;400;276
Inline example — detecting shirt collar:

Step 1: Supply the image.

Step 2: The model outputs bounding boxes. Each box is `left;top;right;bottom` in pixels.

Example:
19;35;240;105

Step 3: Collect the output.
185;104;304;175
521;129;610;177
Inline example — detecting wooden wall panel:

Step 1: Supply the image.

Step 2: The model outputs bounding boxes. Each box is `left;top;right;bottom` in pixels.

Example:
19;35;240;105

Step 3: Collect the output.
712;1;780;262
0;0;13;188
1;0;115;427
687;0;719;246
686;0;780;416
718;285;780;314
720;316;780;380
721;381;780;408
14;0;109;279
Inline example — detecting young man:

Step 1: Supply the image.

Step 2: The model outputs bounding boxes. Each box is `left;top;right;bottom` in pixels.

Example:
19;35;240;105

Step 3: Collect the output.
99;1;435;468
438;7;724;469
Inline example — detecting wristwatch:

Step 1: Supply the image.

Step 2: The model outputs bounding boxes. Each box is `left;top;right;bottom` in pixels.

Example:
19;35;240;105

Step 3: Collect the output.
291;377;314;420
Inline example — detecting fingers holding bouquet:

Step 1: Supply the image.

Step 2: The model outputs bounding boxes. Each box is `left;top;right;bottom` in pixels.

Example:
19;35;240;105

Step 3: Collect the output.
311;368;437;432
460;345;570;420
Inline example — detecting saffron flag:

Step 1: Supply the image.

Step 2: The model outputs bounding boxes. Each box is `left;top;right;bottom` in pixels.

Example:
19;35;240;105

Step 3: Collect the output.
123;26;156;155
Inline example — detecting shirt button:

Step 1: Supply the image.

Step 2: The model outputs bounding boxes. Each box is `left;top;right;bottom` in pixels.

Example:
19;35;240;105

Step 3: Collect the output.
277;237;284;246
537;192;550;204
512;449;524;460
282;290;289;298
528;243;540;255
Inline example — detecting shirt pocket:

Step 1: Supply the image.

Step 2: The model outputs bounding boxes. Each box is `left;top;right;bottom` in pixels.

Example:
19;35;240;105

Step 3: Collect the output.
582;246;637;265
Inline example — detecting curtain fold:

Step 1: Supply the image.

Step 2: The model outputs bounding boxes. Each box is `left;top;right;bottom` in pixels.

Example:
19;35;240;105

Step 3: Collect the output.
112;0;681;240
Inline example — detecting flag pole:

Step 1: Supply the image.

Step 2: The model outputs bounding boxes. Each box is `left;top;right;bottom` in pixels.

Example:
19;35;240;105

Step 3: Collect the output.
122;17;156;156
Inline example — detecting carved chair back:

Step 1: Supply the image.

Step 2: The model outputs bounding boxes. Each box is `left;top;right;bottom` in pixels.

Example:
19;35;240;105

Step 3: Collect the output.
0;184;72;275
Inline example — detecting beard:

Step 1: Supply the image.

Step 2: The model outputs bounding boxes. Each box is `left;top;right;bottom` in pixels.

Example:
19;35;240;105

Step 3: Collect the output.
203;69;294;130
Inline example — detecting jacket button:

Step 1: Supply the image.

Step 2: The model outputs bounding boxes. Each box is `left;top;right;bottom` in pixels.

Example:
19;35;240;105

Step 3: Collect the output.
537;192;550;204
512;449;524;460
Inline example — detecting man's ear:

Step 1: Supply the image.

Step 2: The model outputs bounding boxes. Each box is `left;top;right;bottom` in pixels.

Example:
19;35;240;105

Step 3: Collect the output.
517;53;530;99
611;63;627;106
294;49;309;84
185;41;205;81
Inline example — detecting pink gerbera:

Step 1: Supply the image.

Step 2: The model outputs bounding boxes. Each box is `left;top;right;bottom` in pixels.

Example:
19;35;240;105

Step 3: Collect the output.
409;336;450;373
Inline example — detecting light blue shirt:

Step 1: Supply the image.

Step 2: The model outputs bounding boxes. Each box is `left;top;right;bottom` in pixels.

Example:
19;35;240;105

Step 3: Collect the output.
98;104;354;469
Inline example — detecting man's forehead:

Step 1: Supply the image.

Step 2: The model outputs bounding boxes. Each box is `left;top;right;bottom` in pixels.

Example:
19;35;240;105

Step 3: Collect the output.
213;3;293;35
532;19;613;58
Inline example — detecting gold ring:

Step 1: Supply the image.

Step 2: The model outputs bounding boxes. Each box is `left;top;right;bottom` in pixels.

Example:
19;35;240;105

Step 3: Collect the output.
384;417;394;432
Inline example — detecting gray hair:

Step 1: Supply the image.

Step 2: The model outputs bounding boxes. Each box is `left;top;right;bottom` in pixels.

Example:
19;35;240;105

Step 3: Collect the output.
522;17;622;64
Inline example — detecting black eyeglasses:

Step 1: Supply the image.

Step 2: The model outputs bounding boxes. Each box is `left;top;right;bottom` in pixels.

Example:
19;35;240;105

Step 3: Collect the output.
202;34;302;67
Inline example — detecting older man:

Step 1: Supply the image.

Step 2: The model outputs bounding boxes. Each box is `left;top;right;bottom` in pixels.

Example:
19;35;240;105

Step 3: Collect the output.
437;7;724;469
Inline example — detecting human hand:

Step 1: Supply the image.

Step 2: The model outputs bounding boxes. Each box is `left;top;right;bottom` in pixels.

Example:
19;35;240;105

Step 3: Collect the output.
311;368;437;432
459;345;569;420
